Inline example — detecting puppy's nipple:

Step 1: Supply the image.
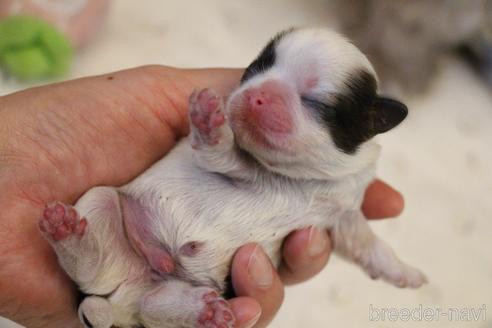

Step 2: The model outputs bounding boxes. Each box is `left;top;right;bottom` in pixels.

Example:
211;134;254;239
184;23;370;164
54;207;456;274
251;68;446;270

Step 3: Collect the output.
159;256;175;274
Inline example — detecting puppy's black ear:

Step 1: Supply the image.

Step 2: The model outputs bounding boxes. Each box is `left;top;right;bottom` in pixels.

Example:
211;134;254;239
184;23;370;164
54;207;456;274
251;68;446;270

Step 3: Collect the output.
369;97;408;134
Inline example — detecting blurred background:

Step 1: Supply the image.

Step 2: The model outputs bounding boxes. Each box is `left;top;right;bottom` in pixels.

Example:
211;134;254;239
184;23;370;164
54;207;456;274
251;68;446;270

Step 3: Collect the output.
1;0;491;327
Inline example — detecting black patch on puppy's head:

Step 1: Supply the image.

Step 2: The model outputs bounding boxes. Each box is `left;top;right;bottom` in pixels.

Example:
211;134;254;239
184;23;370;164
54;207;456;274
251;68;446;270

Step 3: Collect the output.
241;29;294;83
303;70;408;153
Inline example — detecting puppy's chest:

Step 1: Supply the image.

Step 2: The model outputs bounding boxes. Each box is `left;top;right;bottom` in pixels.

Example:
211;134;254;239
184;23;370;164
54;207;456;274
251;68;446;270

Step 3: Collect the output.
151;169;314;234
125;149;324;242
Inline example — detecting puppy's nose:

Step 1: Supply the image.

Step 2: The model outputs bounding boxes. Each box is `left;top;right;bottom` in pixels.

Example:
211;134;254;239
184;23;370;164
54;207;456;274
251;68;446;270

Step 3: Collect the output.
245;89;270;110
241;80;294;134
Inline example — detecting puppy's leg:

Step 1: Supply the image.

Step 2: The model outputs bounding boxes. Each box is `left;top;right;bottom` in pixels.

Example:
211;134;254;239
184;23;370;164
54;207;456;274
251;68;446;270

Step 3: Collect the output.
140;279;235;328
332;210;427;288
39;187;133;294
189;88;255;180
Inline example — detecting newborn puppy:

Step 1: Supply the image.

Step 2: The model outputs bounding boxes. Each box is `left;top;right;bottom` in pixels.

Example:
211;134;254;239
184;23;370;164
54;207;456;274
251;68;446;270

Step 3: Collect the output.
38;28;426;328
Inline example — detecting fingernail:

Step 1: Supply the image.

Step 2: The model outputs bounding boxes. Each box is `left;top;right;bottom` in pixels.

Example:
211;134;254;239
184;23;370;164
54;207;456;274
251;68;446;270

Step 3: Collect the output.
243;309;262;328
308;227;328;257
247;246;273;288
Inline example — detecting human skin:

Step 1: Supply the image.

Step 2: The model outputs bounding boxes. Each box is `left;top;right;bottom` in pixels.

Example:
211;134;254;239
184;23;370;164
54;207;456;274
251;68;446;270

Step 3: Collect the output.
0;65;404;328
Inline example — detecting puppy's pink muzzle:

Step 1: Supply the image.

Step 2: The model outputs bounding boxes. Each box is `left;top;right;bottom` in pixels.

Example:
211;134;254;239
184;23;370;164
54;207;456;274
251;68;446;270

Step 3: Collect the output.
241;80;294;134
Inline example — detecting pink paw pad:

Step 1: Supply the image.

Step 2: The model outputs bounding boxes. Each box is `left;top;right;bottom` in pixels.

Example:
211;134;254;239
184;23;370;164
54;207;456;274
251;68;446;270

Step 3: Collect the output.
198;291;235;328
39;202;87;241
189;89;225;145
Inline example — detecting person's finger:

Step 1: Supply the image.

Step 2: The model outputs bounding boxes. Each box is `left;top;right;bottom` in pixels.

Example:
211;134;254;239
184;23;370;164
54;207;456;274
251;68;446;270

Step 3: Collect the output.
147;66;243;123
231;244;285;328
106;66;244;136
277;227;331;285
362;179;404;219
229;297;262;328
179;67;244;97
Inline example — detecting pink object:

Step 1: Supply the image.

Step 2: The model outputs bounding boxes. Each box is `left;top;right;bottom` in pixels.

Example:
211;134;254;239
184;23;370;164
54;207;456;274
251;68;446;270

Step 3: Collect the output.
120;193;177;276
243;81;294;134
230;79;295;145
0;0;110;48
189;88;227;147
198;291;235;327
39;201;87;241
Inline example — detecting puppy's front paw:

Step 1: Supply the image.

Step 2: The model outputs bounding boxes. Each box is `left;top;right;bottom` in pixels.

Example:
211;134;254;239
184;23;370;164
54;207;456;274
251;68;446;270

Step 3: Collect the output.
39;201;87;241
189;88;227;148
197;290;235;328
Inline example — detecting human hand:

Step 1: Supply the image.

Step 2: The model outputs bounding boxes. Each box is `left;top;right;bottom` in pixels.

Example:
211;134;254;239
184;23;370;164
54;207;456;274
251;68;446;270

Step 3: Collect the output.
0;66;403;328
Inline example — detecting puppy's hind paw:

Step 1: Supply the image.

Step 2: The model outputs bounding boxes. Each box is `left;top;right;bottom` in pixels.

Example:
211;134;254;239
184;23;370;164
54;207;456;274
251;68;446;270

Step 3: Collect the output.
370;263;428;289
39;201;87;241
198;290;235;328
393;266;428;289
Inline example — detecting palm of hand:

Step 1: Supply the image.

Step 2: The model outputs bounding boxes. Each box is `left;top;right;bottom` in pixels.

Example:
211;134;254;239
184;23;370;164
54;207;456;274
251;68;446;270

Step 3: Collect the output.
0;66;241;327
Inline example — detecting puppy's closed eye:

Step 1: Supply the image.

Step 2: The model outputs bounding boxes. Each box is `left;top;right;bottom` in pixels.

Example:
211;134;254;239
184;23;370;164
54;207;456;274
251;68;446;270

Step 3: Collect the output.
301;96;336;120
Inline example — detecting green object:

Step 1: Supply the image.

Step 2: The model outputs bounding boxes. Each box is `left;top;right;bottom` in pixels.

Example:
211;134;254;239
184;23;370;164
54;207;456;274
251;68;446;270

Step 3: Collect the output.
0;16;73;80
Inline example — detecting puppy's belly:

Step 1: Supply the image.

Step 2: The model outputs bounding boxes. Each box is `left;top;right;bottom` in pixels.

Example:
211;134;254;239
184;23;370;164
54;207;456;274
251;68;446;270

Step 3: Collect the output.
120;141;313;288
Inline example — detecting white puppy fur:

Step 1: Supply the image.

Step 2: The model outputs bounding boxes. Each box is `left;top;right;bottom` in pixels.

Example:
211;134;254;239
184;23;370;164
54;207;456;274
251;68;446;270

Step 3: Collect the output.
39;28;426;328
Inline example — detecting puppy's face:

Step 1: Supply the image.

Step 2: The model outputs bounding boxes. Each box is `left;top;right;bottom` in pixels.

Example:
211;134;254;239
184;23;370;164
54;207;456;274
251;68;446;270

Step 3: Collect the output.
227;28;408;179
